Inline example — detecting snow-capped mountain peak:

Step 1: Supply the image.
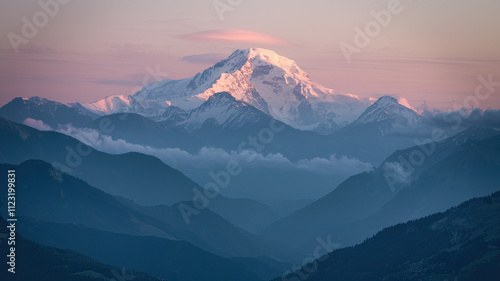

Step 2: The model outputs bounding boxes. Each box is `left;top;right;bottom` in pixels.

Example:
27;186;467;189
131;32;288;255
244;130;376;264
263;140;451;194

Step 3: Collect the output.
79;95;170;118
130;48;372;129
161;91;268;131
77;48;375;130
353;95;421;125
374;95;398;106
82;95;133;114
237;48;309;77
22;96;52;104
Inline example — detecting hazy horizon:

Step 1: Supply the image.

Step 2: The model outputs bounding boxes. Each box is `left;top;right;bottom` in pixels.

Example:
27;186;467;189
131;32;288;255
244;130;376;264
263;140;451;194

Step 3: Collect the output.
1;0;499;109
1;2;500;280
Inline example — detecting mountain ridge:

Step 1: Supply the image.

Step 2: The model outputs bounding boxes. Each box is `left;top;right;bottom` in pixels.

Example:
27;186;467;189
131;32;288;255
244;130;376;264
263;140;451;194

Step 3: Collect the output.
0;49;423;135
351;95;422;126
276;190;500;281
78;48;377;131
261;126;500;248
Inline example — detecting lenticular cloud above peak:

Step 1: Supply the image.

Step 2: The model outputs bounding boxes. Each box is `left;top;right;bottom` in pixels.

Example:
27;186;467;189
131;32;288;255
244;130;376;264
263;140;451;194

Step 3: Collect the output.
180;30;294;46
79;48;375;131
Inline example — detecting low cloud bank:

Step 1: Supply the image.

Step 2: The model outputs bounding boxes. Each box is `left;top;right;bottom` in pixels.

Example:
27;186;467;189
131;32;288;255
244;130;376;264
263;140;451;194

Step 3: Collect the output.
23;118;373;177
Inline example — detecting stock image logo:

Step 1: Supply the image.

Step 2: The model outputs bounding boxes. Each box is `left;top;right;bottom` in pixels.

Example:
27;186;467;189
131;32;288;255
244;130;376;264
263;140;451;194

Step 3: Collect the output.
1;1;499;280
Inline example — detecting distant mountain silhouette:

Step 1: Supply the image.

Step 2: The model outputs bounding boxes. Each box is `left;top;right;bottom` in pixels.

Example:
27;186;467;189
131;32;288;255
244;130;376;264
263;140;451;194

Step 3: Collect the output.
0;217;163;281
18;218;273;281
0;97;94;128
0;159;296;264
276;190;500;281
262;127;500;250
0;117;279;233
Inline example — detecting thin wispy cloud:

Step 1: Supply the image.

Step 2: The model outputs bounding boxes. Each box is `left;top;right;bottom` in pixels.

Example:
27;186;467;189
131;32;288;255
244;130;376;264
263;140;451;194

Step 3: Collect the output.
93;79;141;86
21;118;372;178
99;42;166;55
180;29;294;46
180;53;227;64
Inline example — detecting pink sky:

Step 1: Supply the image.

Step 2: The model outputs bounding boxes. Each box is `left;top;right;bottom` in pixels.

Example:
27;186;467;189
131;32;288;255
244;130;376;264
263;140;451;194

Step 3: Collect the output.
0;0;499;110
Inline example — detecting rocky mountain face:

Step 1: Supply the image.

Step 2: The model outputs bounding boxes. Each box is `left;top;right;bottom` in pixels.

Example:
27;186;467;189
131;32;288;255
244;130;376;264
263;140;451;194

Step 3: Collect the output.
78;48;374;131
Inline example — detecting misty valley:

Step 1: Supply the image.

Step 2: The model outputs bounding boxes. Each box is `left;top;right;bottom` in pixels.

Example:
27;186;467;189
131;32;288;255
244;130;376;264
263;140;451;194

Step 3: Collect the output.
1;48;499;281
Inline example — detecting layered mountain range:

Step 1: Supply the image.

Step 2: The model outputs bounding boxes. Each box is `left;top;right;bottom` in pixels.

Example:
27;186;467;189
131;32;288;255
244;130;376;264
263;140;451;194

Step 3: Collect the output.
1;48;498;280
0;50;430;203
0;48;422;135
261;127;500;250
277;191;500;281
79;48;375;131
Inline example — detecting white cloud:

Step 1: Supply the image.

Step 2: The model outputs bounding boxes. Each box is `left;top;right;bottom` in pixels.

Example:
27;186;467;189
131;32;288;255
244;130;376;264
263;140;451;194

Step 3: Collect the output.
382;161;412;186
23;118;53;131
398;97;418;112
21;120;373;183
53;124;372;176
